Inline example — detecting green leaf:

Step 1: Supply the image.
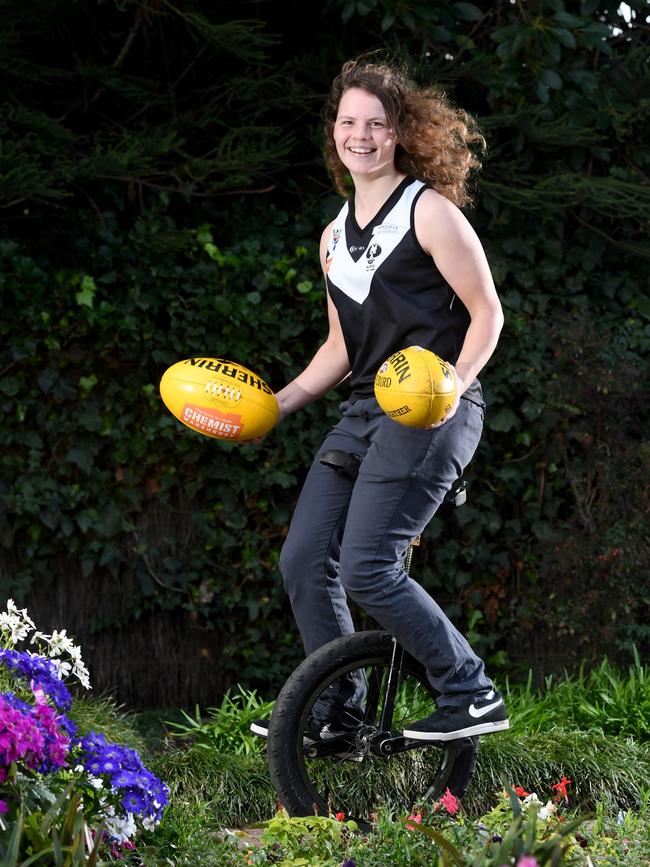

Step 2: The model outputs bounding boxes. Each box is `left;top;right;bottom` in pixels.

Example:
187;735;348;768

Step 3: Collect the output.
539;69;563;90
296;280;313;294
67;447;96;473
551;11;585;27
75;274;96;308
196;224;213;245
488;408;519;432
630;295;650;320
554;27;577;48
454;2;483;21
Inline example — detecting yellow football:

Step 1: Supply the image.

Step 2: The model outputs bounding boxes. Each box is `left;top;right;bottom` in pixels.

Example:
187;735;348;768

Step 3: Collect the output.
160;357;279;441
374;346;457;427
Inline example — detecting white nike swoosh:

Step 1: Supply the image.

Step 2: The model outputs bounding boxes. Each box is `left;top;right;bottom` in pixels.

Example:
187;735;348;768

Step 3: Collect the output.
468;698;503;718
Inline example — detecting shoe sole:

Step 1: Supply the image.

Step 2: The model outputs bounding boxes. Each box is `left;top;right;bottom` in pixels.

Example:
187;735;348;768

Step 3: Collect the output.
251;722;363;759
403;719;510;741
250;722;321;748
250;722;270;738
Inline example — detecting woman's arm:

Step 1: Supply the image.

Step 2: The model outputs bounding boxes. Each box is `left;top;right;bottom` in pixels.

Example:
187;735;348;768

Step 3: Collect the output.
275;222;351;420
414;190;504;422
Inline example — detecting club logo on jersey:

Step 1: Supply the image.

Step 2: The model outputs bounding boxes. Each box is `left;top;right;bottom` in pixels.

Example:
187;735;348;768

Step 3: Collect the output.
325;227;343;273
365;241;382;271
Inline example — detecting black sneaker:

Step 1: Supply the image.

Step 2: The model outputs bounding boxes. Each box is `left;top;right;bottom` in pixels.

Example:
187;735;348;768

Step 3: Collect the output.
403;690;510;741
250;717;363;759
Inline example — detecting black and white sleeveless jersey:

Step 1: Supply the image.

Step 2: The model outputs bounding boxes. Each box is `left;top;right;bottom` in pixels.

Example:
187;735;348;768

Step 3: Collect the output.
325;176;482;403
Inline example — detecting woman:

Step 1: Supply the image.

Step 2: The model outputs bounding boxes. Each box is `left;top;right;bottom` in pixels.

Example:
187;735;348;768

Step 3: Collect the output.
253;58;508;743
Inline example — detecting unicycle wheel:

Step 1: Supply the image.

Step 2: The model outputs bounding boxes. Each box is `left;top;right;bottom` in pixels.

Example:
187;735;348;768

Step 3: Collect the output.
267;631;478;827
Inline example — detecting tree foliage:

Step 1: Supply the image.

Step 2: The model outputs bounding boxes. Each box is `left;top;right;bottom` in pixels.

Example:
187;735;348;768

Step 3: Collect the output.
0;0;648;704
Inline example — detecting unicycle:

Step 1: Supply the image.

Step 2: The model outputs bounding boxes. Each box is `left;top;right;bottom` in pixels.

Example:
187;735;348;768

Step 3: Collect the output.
266;450;478;828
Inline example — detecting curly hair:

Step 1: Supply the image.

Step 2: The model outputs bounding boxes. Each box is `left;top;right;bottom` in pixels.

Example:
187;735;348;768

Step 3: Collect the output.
322;59;485;208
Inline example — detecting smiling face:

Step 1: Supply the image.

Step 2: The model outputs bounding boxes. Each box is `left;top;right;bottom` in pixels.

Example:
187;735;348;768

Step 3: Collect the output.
333;87;398;179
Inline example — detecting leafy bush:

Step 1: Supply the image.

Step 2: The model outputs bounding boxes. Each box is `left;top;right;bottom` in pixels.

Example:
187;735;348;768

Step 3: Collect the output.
1;0;649;705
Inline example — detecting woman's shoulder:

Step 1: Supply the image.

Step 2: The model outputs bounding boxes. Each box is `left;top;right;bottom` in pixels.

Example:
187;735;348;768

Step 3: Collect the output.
415;186;462;219
413;188;476;255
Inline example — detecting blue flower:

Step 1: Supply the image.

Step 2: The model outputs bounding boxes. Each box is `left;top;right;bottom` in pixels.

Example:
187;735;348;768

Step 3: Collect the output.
77;731;108;752
112;769;142;788
86;758;103;775
76;735;169;820
121;787;147;815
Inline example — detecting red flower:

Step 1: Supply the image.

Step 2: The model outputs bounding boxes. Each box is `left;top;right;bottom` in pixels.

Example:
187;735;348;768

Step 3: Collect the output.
406;811;422;830
439;788;460;815
514;786;531;798
335;811;346;822
552;776;572;802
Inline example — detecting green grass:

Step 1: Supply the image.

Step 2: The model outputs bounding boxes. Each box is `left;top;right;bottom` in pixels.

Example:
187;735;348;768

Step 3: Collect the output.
149;726;650;832
502;648;650;741
62;653;650;863
464;729;650;814
67;691;148;755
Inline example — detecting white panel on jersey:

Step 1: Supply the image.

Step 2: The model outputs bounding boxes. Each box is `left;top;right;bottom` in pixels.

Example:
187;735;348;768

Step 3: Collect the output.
326;180;425;306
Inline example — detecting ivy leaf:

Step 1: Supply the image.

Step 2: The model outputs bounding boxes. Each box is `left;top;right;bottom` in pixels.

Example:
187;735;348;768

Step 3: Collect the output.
630;295;650;320
487;408;519;432
75;275;96;308
67;447;96;474
0;376;19;396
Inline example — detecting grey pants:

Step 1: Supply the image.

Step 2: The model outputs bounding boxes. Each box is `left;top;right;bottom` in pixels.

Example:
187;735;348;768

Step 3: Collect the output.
279;395;494;708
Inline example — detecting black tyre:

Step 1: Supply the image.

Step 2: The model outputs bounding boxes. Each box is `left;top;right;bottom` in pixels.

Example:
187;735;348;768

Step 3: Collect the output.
267;631;477;826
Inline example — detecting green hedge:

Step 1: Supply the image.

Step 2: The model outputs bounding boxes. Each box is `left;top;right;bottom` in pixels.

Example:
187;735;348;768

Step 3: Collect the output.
1;0;649;705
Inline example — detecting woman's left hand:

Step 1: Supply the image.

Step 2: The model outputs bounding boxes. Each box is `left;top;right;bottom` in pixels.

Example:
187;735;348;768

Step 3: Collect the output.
426;365;464;429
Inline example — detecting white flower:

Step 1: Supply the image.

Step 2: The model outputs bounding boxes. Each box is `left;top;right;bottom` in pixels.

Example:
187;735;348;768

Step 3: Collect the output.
103;808;137;843
88;775;104;791
142;815;158;832
48;629;76;655
523;793;541;807
28;624;91;690
6;599;35;628
0;599;36;645
538;800;557;821
72;660;92;690
50;658;73;678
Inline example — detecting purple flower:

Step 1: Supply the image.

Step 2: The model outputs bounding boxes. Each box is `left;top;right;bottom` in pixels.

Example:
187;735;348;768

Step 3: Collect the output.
0;650;72;711
0;692;70;774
